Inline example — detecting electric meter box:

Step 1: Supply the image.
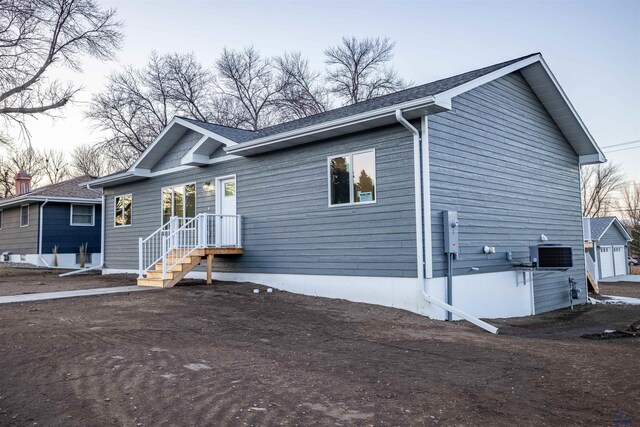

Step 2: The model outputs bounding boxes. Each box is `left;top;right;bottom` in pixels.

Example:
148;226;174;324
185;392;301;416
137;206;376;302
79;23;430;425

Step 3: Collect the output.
443;210;459;254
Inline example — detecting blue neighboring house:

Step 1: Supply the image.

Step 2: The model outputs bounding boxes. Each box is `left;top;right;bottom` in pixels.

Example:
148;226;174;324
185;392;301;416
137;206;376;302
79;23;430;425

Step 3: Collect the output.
0;173;103;269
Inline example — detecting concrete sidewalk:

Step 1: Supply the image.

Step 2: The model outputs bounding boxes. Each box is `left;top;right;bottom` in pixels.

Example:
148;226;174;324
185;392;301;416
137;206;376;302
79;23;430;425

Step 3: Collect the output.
599;275;640;283
0;286;151;305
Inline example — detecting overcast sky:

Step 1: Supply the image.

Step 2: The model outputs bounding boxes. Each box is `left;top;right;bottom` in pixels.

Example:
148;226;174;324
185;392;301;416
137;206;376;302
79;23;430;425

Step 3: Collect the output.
19;0;640;180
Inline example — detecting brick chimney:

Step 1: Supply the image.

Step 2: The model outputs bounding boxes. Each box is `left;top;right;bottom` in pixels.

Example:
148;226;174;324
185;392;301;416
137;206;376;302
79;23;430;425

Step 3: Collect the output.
15;170;32;196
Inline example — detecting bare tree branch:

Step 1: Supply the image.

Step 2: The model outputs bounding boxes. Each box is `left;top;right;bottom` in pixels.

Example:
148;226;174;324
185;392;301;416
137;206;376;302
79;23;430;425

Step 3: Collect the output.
0;0;122;140
324;36;407;105
581;163;627;217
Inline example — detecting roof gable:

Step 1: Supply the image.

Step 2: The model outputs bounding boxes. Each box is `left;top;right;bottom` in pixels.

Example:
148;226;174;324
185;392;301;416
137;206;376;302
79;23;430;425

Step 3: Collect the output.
588;216;632;241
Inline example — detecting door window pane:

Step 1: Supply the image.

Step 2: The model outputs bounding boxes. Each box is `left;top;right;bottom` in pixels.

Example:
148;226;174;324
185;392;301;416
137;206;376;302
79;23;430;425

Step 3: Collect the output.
185;184;196;218
224;181;235;197
162;188;172;224
173;185;184;218
330;156;351;205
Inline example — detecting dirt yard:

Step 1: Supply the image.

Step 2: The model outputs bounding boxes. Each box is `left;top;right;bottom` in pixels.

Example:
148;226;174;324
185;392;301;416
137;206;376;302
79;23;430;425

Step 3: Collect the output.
598;280;640;299
0;273;638;426
0;266;135;296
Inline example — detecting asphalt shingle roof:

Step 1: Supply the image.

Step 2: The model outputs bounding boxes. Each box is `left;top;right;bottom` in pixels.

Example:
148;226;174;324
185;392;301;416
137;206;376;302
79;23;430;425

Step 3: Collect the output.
0;175;101;203
589;217;617;241
180;53;539;143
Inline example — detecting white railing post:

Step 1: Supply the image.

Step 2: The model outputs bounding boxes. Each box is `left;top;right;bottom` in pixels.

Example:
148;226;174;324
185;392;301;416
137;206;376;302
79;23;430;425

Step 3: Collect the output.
199;213;206;247
162;236;167;280
237;215;242;248
138;237;144;278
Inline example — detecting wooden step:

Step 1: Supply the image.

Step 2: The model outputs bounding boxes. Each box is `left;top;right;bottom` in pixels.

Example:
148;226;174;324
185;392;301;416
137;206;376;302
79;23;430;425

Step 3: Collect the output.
146;269;175;279
154;259;191;271
137;277;170;288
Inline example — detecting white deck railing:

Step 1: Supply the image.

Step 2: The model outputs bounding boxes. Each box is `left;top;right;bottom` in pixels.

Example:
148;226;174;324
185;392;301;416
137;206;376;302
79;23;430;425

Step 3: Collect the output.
139;213;242;279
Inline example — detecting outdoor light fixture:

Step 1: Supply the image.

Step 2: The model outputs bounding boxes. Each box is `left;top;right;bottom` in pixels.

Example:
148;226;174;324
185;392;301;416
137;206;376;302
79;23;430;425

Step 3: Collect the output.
203;181;214;191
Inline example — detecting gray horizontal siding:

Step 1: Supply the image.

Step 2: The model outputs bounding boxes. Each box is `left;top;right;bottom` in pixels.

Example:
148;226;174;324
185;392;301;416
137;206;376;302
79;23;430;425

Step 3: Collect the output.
104;125;418;278
152;130;200;172
0;203;40;254
428;71;585;314
599;225;628;246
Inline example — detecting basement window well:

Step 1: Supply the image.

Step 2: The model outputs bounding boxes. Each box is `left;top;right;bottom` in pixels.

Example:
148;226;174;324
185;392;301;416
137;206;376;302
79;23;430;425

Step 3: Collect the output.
328;149;376;206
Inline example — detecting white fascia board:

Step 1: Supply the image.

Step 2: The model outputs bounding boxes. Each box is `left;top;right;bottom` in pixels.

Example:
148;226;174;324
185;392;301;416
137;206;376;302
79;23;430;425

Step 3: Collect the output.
535;57;605;162
181;135;210;166
0;196;102;209
579;153;607;165
436;54;542;100
130;116;240;171
226;96;442;156
174;118;238;146
606;218;633;242
437;54;605;163
129;116;182;171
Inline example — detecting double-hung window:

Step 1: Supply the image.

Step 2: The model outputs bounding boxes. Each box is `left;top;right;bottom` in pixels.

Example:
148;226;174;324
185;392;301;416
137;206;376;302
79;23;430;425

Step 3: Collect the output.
328;149;376;206
162;183;196;224
20;204;29;227
114;194;132;227
71;204;95;226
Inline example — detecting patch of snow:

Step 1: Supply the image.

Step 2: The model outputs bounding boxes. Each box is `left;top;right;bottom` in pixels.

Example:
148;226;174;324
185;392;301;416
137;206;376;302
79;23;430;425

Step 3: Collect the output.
599;295;640;305
183;363;211;372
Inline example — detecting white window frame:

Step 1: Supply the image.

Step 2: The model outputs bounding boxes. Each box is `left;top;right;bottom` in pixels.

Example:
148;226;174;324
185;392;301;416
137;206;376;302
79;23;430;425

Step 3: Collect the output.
160;182;197;225
327;148;377;207
70;204;95;226
20;204;29;227
113;194;132;228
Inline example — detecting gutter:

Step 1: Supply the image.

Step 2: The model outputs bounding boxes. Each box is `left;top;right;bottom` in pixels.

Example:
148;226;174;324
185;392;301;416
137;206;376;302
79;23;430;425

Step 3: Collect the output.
395;109;499;334
227;96;440;155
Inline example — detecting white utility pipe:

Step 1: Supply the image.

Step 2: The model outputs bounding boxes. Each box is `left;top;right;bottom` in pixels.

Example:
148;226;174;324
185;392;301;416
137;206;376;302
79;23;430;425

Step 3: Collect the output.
59;264;102;277
422;292;499;334
395;109;499;335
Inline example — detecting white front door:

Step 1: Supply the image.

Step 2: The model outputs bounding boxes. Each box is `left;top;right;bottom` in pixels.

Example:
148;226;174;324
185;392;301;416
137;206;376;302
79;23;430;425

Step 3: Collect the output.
599;246;614;278
216;177;237;246
613;245;626;276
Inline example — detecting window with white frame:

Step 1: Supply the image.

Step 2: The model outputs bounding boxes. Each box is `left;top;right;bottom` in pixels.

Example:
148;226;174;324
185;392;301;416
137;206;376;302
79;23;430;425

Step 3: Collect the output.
162;183;196;224
20;204;29;227
114;194;132;227
328;150;376;206
71;204;95;226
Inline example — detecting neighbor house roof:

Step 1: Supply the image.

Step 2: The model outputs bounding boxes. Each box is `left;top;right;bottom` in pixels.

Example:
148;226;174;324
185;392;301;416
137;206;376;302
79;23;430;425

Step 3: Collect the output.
587;216;632;241
87;52;606;188
0;175;102;209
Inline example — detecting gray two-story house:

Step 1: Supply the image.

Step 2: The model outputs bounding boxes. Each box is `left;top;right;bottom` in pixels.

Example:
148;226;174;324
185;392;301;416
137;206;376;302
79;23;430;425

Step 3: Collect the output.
87;53;605;323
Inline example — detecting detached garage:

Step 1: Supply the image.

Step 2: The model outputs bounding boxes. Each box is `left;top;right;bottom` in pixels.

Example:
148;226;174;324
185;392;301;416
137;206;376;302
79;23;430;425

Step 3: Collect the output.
585;217;632;280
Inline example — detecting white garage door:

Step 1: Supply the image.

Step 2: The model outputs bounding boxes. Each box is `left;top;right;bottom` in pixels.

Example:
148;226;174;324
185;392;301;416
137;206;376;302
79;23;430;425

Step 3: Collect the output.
613;246;626;276
599;246;614;278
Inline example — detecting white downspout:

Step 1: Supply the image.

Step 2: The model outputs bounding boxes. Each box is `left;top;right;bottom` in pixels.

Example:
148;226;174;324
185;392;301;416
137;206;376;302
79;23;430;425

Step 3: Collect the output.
38;199;50;267
100;193;105;268
395;109;499;334
395;110;425;284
